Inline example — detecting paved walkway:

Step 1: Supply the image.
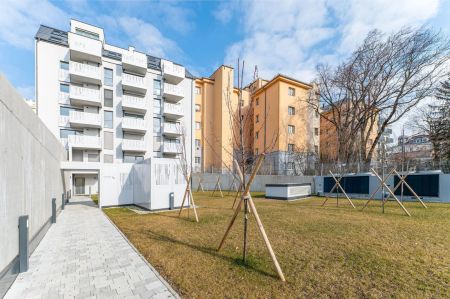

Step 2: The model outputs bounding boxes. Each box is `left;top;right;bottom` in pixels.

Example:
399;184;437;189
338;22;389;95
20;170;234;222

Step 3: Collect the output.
5;196;178;299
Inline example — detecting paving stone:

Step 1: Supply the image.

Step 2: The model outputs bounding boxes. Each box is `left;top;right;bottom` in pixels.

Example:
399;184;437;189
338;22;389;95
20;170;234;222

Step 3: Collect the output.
4;196;178;299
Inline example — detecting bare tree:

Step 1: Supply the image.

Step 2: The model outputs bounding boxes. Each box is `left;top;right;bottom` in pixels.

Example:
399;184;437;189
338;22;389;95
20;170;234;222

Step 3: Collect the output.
309;27;450;170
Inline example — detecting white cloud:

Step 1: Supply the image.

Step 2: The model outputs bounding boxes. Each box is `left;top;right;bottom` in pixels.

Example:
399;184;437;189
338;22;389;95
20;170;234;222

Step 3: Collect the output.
118;17;182;60
0;0;68;50
225;0;440;84
213;1;238;24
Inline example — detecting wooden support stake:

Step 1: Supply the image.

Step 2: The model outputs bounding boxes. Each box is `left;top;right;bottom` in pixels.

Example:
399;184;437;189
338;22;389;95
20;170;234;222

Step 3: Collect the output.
212;174;224;198
392;170;427;208
178;174;199;222
196;175;204;192
329;171;356;208
361;168;394;210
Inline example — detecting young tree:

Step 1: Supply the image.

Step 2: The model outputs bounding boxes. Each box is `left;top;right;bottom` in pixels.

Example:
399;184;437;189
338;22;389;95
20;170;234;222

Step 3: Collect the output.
309;27;450;169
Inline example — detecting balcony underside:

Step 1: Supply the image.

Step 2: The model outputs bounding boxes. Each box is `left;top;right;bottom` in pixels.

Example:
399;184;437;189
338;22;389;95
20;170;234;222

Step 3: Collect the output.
69;73;101;85
70;97;102;107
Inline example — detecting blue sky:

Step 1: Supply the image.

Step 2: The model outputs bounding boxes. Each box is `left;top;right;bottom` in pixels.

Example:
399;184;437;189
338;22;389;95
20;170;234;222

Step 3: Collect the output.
0;0;449;102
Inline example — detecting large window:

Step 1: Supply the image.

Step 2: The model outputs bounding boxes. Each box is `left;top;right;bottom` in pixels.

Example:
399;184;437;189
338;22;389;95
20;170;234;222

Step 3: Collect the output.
104;68;113;86
288;87;295;96
104;131;113;150
314;128;319;136
153;99;161;114
256;98;259;106
153;117;161;133
153;79;161;96
104;89;113;107
124;155;144;163
256;114;259;123
59;106;81;116
60;61;69;70
153;136;162;152
104;111;113;129
288;125;295;134
59;129;82;139
60;83;69;93
195;157;201;164
75;28;99;40
288;106;295;115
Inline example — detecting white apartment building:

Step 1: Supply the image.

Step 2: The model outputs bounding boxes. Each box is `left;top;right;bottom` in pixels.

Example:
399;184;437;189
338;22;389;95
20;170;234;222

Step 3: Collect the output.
35;20;194;204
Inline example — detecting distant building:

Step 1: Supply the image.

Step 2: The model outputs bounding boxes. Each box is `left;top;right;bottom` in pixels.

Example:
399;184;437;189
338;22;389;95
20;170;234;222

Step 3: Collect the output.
390;133;433;162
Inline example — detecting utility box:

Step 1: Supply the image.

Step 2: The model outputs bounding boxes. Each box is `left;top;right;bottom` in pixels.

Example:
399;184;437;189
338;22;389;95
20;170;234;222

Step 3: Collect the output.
169;192;174;210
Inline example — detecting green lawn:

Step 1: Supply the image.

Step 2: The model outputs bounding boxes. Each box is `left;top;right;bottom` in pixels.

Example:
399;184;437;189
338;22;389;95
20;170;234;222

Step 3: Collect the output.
104;192;450;298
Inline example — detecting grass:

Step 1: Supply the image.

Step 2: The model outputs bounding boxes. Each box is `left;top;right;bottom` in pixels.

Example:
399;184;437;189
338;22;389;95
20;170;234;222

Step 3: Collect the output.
104;191;450;298
91;194;98;206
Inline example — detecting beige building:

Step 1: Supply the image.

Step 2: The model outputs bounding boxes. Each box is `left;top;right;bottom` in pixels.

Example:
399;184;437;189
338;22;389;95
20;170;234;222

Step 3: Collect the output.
194;66;319;175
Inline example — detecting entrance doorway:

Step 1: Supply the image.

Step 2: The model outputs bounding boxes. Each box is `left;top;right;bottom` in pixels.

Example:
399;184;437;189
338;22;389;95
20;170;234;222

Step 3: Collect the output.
74;177;85;195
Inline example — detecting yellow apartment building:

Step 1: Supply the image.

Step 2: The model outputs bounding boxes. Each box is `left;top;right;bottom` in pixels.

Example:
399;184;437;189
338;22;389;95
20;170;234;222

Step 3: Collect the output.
194;66;319;174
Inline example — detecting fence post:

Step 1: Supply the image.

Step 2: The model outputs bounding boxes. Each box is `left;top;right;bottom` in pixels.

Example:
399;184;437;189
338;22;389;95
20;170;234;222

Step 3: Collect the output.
61;193;65;210
18;215;29;272
51;198;56;224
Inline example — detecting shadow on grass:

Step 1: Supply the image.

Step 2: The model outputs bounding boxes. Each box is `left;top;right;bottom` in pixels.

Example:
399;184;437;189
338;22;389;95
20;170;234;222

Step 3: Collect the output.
126;226;278;279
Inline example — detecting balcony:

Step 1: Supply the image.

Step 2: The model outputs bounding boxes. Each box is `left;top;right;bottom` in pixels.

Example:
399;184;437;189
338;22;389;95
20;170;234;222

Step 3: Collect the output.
122;73;147;95
69;111;102;128
59;92;70;105
163;83;184;102
163;102;184;119
162;61;185;84
69;61;101;85
163;122;182;137
122;117;147;134
122;51;147;75
122;94;147;113
70;86;102;107
68;135;101;150
68;32;102;63
122;139;147;152
162;142;181;154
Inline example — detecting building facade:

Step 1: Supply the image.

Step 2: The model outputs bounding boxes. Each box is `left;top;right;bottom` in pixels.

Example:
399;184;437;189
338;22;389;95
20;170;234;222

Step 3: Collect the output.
390;134;433;162
194;66;319;175
35;20;194;196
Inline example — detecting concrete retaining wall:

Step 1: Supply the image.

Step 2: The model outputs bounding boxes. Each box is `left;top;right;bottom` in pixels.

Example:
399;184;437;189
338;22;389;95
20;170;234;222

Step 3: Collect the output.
192;173;314;192
0;75;67;296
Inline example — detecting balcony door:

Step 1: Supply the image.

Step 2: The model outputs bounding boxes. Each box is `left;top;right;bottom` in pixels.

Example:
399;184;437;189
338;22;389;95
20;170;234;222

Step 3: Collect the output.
74;177;85;195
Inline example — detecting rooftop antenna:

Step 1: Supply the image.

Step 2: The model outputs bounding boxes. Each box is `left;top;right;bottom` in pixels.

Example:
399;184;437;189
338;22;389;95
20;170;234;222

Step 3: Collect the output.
254;65;258;81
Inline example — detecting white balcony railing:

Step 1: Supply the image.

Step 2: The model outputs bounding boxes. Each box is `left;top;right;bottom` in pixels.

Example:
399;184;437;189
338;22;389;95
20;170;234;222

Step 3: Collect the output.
69;61;101;83
70;86;101;106
163;102;184;118
59;115;69;127
162;61;185;84
122;139;146;152
68;135;101;149
122;73;146;93
163;83;184;102
69;111;102;128
122;94;147;112
163;142;181;154
163;122;182;136
68;32;102;62
122;117;147;133
59;92;70;105
122;52;147;75
59;69;69;82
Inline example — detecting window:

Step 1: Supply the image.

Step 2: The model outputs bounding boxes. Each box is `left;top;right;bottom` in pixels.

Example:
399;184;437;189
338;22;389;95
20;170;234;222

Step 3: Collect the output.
288;106;295;115
239;100;244;107
288;87;295;96
60;83;69;93
59;106;81;116
153;136;161;152
123;155;144;163
315;110;319;118
104;89;113;107
195;122;201;130
75;28;99;40
88;153;100;162
195;87;201;94
314;145;319;154
256;114;259;123
153;117;161;133
195;139;201;148
288;144;295;152
153;79;161;96
104;132;113;150
255;131;259;139
255;148;259;155
59;129;81;139
195;157;201;164
72;150;83;162
60;61;69;70
287;162;294;170
104;111;113;129
104;68;113;86
104;154;113;163
288;125;295;134
256;98;259;106
195;104;201;112
314;128;319;136
153;99;161;114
